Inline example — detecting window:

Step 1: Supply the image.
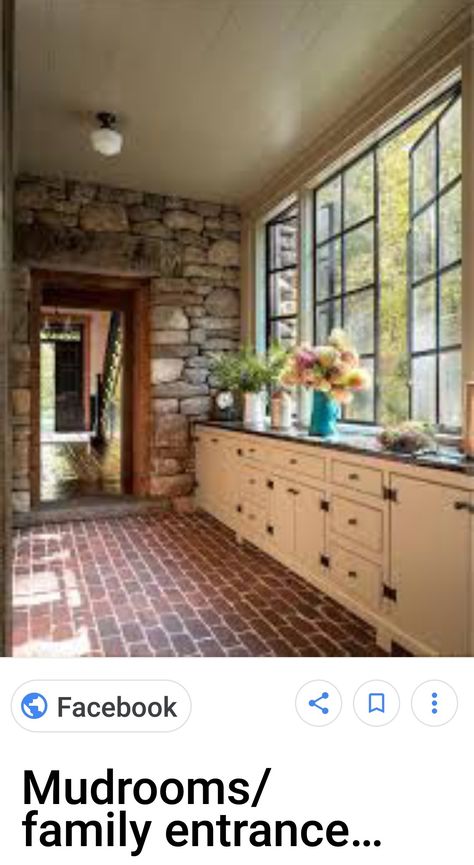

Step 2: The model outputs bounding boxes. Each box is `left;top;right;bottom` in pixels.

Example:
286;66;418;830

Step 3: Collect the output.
315;154;376;422
266;201;299;347
314;86;462;429
409;98;462;430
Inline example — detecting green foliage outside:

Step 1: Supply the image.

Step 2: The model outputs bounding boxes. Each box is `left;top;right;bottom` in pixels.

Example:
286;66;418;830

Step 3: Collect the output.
378;101;461;425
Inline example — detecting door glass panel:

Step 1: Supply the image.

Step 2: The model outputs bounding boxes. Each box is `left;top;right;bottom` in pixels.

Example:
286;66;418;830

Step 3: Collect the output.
345;223;374;291
439;181;461;269
440;266;461;348
413;205;436;281
316;176;341;243
316;239;341;301
345;357;374;422
271;318;297;348
412;128;436;212
344;288;374;355
269;221;298;269
439;350;461;428
440;99;461;189
412;281;436;352
269;270;297;317
412;354;436;423
316;299;341;344
344;154;374;228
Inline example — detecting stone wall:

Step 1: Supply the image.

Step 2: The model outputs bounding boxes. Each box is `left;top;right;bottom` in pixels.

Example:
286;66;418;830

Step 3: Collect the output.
13;174;241;512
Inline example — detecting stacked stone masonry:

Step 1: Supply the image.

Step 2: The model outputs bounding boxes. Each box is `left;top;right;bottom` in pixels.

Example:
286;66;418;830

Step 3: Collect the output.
13;175;241;513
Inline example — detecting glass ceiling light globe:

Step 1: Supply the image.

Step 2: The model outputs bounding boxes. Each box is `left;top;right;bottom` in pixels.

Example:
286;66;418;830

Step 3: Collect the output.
90;112;123;157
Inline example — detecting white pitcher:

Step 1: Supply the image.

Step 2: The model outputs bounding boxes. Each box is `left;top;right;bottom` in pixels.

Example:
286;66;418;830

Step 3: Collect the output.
243;391;266;427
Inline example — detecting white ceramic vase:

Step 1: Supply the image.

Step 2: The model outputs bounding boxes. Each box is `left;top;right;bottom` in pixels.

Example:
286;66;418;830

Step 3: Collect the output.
243;391;266;427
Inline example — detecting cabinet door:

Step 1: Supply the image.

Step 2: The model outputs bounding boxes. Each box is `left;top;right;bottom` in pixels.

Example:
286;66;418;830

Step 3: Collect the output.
269;477;326;572
294;484;326;573
195;435;222;510
269;477;295;559
390;475;470;655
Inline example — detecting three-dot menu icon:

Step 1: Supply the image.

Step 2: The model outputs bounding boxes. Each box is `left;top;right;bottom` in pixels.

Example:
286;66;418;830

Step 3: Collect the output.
412;680;458;726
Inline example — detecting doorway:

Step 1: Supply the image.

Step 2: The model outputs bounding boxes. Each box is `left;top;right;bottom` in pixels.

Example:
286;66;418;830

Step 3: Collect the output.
39;308;123;502
31;271;150;507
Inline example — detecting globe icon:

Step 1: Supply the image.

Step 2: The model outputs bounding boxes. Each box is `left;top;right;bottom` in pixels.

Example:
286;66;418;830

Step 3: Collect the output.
21;692;48;719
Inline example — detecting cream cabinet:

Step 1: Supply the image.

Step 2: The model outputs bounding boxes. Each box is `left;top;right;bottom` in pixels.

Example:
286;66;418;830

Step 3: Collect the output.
389;474;471;656
195;431;239;526
267;476;326;574
194;424;473;656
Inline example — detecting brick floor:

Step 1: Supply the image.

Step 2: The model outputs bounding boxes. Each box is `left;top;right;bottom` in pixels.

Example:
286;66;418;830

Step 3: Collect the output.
12;512;385;658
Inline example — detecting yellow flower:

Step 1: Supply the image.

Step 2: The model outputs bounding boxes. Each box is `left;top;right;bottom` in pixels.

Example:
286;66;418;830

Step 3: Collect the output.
328;328;349;351
317;347;338;369
346;368;371;391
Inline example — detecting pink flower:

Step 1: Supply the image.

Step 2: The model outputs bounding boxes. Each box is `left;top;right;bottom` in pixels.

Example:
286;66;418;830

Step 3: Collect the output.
341;350;359;367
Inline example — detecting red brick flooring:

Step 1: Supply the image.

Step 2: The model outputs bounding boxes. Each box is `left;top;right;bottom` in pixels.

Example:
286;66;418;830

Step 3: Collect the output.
12;512;385;657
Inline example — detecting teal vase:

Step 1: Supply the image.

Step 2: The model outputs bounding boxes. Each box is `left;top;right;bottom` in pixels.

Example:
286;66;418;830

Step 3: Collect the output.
309;391;340;437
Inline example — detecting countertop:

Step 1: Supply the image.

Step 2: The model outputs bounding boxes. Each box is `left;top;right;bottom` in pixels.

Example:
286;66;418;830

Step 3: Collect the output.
195;420;473;476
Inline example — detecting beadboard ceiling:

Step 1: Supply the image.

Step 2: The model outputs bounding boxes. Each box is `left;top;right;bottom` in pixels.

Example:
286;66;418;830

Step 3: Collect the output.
15;0;466;204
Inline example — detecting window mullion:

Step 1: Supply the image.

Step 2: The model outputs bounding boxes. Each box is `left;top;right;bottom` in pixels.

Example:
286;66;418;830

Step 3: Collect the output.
435;120;441;425
373;149;380;425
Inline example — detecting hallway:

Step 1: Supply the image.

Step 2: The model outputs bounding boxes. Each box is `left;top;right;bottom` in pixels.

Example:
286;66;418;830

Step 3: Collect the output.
11;512;385;658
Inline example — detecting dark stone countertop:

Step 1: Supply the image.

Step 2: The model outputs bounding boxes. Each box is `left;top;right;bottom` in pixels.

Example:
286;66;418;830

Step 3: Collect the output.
195;420;474;476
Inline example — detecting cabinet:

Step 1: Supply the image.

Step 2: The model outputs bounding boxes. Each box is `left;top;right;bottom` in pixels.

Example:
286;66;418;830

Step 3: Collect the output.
390;474;470;655
195;432;238;525
195;424;473;656
241;471;326;575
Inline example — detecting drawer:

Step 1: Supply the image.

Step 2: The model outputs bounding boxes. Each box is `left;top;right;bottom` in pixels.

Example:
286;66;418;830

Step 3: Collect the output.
331;459;383;498
269;446;325;482
240;465;271;507
196;430;223;450
233;438;269;464
331;545;382;609
330;496;383;553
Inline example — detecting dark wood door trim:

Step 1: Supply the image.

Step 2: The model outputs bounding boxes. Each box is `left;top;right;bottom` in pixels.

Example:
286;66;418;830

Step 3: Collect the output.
30;269;150;505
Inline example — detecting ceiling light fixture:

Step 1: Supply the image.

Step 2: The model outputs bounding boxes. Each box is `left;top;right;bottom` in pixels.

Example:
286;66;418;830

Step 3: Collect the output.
90;112;123;157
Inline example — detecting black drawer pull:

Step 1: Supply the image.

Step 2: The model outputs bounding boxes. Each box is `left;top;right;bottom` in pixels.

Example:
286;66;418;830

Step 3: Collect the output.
237;448;243;456
348;570;358;579
287;488;300;496
236;504;242;513
348;473;359;481
454;501;469;511
266;524;274;535
267;479;274;489
348;517;358;526
211;438;219;443
249;448;256;454
289;458;298;465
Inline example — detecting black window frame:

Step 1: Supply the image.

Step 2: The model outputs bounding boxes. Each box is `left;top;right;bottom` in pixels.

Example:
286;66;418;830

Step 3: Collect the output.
313;82;462;428
314;152;378;424
408;96;462;432
265;201;299;348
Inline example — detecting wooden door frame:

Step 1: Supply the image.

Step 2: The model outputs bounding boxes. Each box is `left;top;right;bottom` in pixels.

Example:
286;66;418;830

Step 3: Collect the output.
31;269;150;505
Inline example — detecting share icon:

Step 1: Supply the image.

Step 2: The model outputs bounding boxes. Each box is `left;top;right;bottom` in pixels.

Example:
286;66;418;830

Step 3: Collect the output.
308;692;330;714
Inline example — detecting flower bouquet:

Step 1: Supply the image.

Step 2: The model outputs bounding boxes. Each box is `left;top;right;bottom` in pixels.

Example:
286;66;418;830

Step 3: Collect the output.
282;329;371;436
